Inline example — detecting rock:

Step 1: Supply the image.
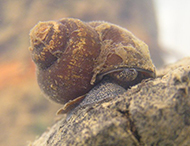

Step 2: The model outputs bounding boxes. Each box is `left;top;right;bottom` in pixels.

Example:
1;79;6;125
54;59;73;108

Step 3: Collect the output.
30;57;190;146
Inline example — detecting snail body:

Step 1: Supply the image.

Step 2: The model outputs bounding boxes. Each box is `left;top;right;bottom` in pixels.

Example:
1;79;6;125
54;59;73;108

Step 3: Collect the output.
29;18;156;113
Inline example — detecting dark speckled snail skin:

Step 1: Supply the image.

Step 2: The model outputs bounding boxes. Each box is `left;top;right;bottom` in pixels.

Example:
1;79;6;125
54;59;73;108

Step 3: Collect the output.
29;18;156;114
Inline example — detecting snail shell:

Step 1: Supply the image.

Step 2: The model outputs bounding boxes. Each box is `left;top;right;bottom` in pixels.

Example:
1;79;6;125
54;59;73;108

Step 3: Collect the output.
29;18;156;113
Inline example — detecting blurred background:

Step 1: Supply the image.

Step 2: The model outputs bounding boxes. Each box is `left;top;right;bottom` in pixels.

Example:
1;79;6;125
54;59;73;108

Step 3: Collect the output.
0;0;189;145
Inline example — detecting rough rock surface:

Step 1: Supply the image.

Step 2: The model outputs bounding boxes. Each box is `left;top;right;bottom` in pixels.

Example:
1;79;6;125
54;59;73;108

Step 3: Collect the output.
30;57;190;146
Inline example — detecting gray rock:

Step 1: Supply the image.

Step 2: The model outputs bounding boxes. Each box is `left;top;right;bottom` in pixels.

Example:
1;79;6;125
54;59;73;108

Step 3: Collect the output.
30;57;190;146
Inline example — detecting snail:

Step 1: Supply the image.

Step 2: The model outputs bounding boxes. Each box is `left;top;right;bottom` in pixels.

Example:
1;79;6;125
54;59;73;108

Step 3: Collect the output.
29;18;156;114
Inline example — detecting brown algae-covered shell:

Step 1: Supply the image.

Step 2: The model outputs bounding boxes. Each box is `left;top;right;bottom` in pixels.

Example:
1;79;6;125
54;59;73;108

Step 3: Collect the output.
29;18;101;106
88;21;156;85
29;18;156;113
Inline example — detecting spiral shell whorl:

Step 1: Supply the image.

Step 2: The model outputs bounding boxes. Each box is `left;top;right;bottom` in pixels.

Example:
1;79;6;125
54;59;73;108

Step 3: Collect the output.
29;21;67;70
29;18;101;104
